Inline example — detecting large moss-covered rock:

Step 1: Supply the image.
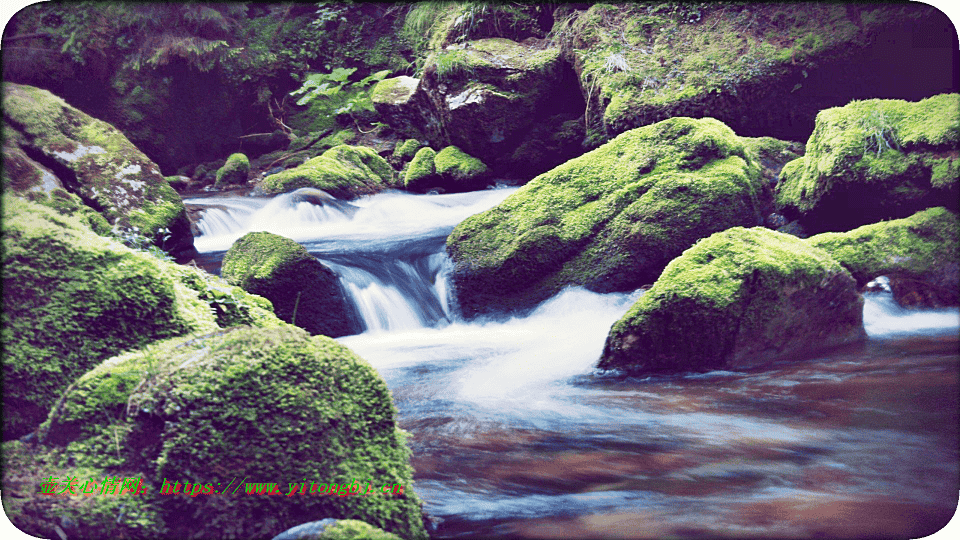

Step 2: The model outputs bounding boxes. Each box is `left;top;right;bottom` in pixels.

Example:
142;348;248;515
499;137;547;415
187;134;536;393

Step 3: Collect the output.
447;117;766;316
40;326;427;540
807;207;959;307
371;77;443;144
221;232;362;338
215;152;250;187
561;3;956;147
1;196;281;439
776;94;959;233
403;145;489;193
259;145;395;198
2;83;193;256
417;37;583;176
598;227;866;374
403;147;438;193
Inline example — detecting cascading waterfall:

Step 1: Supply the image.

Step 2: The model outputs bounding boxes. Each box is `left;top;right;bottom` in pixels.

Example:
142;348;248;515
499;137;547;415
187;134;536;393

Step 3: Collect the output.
187;187;959;539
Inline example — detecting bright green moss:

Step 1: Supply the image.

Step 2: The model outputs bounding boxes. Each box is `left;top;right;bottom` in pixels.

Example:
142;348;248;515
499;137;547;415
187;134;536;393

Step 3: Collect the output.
599;227;864;373
43;326;427;540
215;152;250;187
776;94;960;232
371;76;419;106
447;117;763;315
260;145;392;198
392;138;423;163
313;520;403;540
434;145;488;181
807;207;959;298
403;146;438;191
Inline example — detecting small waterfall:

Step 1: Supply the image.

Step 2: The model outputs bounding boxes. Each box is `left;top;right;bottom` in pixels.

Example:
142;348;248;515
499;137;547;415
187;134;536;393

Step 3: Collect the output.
187;186;518;334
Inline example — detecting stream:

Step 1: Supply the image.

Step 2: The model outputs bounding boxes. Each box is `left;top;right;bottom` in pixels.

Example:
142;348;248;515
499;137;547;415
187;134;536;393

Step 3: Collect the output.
186;187;959;539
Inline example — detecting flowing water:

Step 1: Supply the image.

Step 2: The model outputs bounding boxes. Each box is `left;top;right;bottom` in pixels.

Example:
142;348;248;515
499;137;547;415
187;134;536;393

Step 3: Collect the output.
186;188;960;539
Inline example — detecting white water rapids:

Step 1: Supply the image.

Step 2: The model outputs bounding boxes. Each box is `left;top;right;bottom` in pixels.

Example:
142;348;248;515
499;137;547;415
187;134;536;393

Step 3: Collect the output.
186;188;959;538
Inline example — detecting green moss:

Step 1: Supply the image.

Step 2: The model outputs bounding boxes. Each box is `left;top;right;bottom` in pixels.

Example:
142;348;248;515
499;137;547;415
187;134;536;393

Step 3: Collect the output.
447;117;764;315
776;94;960;232
434;145;488;182
43;326;427;540
260;145;392;198
807;207;959;301
215;152;250;187
599;227;864;373
392;138;423;163
403;146;438;191
371;77;419;106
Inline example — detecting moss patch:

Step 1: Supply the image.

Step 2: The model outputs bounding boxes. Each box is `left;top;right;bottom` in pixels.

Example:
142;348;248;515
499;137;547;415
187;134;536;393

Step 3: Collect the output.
776;94;960;232
403;146;438;192
599;227;865;374
446;117;764;316
215;152;250;187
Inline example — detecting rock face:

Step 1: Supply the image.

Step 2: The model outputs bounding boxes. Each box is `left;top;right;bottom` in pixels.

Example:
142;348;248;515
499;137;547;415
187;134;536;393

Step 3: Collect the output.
808;207;959;307
447;117;767;316
221;231;362;337
376;37;584;179
2;83;194;256
598;227;866;374
215;152;250;187
561;3;957;148
776;94;959;233
259;144;395;198
40;326;428;540
1;196;280;439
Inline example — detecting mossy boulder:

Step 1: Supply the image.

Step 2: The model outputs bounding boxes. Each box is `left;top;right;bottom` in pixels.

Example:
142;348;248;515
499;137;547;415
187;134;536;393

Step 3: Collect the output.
1;196;281;439
403;145;490;193
215;152;250;187
2;83;194;256
776;94;960;233
599;227;866;374
40;326;427;540
447;117;765;316
561;3;956;147
221;232;362;337
403;147;438;192
391;138;425;165
807;207;959;307
371;77;443;144
259;145;395;198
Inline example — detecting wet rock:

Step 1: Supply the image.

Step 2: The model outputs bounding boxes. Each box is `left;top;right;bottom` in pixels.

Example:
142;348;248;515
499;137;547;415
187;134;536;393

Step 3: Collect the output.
273;519;402;540
776;94;959;233
598;227;866;374
2;83;194;256
807;207;959;307
215;152;250;187
221;231;362;337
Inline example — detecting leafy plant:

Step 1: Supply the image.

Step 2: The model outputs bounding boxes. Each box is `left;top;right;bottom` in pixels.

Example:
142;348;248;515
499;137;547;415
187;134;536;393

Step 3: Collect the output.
290;67;390;119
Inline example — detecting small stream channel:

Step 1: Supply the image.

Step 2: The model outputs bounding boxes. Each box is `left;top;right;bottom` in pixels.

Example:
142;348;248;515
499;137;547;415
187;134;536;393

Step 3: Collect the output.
186;187;959;539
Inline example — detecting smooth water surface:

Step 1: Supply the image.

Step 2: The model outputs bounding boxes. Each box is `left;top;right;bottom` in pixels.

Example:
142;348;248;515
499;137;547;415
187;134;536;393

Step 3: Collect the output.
189;189;959;539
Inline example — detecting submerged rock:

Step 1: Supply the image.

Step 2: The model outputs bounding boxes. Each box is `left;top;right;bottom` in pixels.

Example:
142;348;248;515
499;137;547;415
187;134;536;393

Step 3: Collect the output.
776;94;959;233
221;231;362;337
447;117;766;316
598;227;866;374
2;83;194;256
40;326;427;540
259;144;395;198
2;196;279;439
272;519;402;540
807;207;959;307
